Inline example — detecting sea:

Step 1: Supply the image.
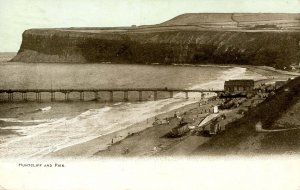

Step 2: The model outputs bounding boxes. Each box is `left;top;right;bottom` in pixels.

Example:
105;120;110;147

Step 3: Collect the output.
0;54;267;158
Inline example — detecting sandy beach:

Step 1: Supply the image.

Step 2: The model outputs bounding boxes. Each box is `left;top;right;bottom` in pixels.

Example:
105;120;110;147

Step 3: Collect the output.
92;97;245;157
48;100;207;157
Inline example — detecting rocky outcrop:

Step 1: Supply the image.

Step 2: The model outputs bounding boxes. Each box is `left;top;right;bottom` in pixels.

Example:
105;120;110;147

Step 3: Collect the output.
12;13;300;69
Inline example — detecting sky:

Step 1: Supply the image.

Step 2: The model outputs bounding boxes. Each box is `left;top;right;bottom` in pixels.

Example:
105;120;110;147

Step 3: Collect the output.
0;0;300;52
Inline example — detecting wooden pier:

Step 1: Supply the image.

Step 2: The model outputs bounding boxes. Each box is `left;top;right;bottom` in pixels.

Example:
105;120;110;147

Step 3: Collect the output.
0;88;223;102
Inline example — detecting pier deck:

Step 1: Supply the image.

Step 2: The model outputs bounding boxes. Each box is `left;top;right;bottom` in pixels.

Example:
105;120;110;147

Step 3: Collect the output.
0;88;224;102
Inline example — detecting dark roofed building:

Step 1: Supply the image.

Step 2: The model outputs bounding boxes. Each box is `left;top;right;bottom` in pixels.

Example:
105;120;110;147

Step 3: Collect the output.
224;79;254;94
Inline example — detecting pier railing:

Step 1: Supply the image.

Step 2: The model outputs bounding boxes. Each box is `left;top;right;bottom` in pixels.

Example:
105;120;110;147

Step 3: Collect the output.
0;88;224;102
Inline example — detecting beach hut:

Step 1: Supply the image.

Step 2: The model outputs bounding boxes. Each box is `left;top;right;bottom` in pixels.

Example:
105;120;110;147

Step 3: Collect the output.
213;106;219;113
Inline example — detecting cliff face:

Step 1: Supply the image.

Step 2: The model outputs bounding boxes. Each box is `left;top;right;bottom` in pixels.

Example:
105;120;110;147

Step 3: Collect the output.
12;13;300;69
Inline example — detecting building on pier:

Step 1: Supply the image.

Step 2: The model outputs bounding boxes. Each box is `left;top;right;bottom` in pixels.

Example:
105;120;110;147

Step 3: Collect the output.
224;79;254;95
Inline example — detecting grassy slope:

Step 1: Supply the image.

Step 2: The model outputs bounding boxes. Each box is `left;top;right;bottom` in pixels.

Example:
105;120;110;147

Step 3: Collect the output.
193;76;300;155
161;13;300;23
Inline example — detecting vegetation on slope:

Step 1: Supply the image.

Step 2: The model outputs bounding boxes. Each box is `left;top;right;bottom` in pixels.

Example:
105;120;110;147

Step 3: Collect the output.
193;76;300;155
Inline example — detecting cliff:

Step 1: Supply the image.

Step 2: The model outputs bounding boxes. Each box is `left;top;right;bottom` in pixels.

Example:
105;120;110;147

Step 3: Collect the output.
12;13;300;69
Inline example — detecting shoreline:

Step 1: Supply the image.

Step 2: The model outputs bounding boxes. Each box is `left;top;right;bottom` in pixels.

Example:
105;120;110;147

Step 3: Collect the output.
4;52;300;76
49;64;297;158
0;63;297;158
48;100;203;158
4;57;300;76
2;51;299;76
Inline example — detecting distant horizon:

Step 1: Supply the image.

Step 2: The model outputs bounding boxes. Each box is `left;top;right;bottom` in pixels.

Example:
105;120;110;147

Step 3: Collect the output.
1;0;300;52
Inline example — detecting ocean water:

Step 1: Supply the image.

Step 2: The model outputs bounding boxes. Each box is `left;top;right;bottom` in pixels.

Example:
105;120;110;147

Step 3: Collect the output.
0;62;233;89
0;60;266;158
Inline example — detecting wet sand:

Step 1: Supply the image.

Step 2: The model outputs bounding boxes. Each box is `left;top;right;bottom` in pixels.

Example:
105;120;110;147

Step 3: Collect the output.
93;98;231;157
48;100;204;158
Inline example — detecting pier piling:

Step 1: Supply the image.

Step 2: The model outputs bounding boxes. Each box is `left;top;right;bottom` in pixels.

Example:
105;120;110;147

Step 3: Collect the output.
109;91;113;102
7;93;13;102
35;92;41;102
124;91;129;102
94;91;98;101
51;92;55;101
80;92;84;101
21;92;28;101
138;91;142;101
0;88;222;103
154;91;157;100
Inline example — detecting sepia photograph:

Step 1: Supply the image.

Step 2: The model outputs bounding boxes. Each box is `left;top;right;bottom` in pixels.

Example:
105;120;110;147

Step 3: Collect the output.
0;0;300;189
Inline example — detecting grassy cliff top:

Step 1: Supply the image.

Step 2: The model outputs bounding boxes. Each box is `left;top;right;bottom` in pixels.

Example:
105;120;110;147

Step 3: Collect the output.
160;13;300;25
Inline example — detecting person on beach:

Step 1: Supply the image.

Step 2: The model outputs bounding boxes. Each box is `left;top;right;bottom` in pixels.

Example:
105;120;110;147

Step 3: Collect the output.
174;112;178;118
202;125;206;132
122;147;130;154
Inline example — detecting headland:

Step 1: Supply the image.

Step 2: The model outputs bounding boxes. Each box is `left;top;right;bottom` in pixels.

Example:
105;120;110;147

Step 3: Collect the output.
11;13;300;70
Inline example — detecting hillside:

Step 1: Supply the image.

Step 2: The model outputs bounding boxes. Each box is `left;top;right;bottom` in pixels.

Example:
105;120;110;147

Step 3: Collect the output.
193;76;300;155
12;13;300;69
159;13;300;28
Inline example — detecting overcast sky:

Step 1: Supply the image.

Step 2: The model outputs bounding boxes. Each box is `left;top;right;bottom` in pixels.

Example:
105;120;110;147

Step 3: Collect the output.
0;0;300;52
